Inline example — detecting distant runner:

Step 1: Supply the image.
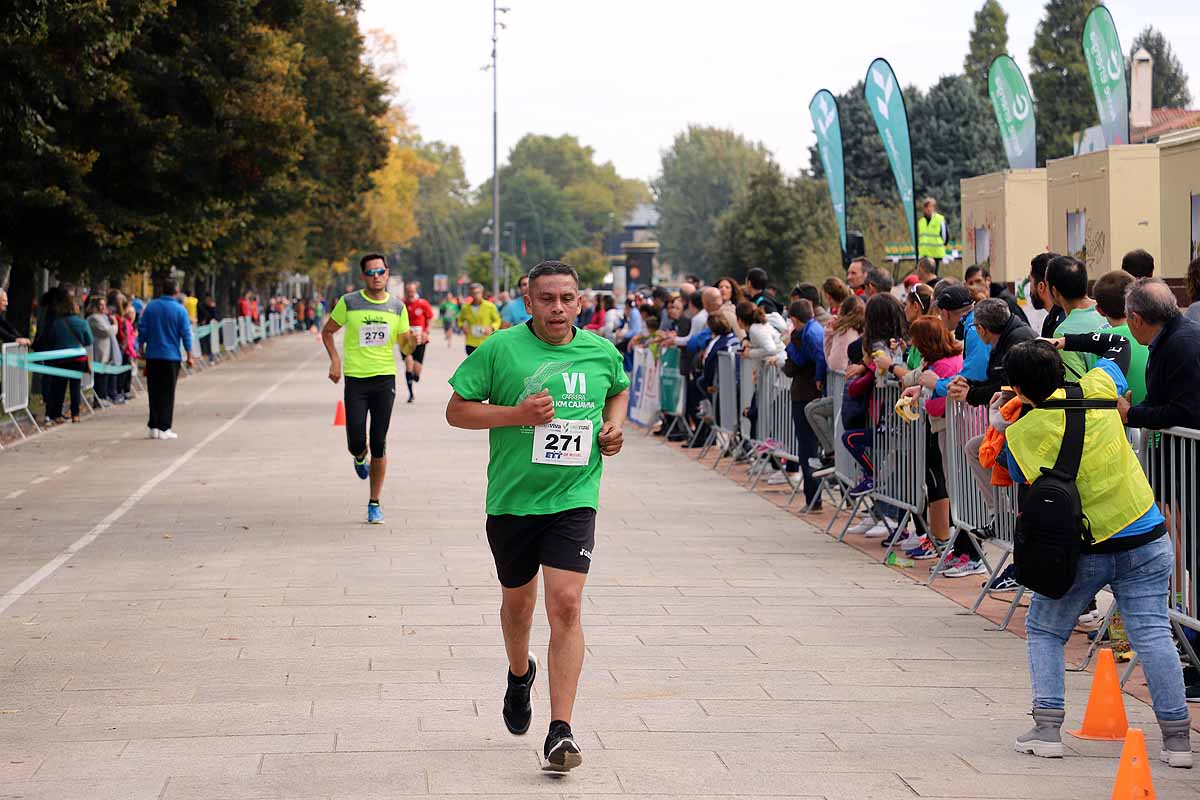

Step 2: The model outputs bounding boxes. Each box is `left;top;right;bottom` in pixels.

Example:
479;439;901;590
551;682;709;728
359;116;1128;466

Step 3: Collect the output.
439;295;460;348
321;253;413;524
403;281;434;403
457;283;501;355
446;261;629;773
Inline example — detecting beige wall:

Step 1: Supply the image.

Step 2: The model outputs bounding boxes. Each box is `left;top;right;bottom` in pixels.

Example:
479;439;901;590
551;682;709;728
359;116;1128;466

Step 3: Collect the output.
1046;146;1160;278
960;169;1047;284
1159;131;1200;279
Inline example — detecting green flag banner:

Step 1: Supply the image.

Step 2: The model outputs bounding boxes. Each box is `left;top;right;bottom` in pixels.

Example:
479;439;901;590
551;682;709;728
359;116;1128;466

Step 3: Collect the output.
658;347;683;415
1083;6;1129;147
863;58;916;256
987;55;1037;170
808;89;847;254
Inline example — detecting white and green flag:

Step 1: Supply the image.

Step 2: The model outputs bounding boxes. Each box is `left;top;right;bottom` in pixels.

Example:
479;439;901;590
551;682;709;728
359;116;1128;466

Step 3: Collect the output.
863;58;916;256
987;55;1037;169
808;89;847;255
1083;6;1129;147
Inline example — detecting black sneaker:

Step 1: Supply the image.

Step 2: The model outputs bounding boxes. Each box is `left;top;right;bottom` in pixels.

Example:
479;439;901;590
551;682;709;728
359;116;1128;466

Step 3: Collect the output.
542;720;583;772
502;653;537;735
1187;684;1200;703
984;564;1020;593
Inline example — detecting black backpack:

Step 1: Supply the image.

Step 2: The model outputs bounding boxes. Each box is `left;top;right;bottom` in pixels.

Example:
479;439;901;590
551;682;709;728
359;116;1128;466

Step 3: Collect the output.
1013;385;1117;599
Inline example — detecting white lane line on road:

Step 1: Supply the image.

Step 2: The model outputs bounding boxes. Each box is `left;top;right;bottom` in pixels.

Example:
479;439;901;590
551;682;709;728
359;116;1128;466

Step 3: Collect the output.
53;466;70;475
29;477;48;485
0;347;319;615
5;490;24;500
72;455;87;464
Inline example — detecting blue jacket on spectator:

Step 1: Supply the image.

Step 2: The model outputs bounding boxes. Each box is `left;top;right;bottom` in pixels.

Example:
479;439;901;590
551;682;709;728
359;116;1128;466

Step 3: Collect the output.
697;332;738;394
785;318;827;387
934;308;991;398
139;296;192;361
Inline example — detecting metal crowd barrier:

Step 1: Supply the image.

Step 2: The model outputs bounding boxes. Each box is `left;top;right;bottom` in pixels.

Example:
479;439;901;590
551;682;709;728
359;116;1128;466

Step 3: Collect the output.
936;399;995;585
223;318;239;355
1145;428;1200;650
746;360;800;497
822;370;868;535
701;350;740;463
872;379;927;562
1;343;40;437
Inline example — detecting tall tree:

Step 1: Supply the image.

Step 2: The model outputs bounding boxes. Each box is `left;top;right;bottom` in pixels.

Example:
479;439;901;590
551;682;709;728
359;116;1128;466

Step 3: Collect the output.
964;0;1010;99
652;126;769;280
1029;0;1099;162
403;141;471;283
712;163;840;288
1129;26;1192;109
911;74;1007;234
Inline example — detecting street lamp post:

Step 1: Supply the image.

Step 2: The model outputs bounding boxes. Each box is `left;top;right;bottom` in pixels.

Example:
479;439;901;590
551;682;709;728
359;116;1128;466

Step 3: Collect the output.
487;2;509;299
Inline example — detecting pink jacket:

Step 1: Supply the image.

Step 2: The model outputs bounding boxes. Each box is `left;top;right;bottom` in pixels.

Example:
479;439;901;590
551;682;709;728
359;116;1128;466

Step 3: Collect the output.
922;354;963;417
824;328;859;373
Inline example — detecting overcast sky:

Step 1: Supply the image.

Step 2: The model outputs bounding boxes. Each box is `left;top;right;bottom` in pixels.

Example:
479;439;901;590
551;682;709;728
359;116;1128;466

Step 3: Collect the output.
358;1;1200;189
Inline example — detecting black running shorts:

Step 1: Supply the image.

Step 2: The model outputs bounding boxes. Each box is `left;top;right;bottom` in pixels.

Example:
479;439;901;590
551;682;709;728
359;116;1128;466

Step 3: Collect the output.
485;508;597;588
411;343;427;364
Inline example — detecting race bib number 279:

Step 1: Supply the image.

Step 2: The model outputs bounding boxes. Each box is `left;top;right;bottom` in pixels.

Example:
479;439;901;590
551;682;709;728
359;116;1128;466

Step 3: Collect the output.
532;419;593;467
359;323;389;347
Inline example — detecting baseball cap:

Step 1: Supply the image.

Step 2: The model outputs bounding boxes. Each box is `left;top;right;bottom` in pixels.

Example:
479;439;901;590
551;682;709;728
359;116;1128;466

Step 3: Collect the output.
935;285;973;312
902;274;920;289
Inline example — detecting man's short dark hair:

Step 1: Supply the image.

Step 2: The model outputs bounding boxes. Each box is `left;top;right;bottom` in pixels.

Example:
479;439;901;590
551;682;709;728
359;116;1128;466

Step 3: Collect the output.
788;299;814;324
964;265;990;283
359;253;387;271
1046;256;1088;301
651;285;670;302
1121;249;1155;279
528;260;579;287
1030;252;1059;282
685;274;702;286
746;267;769;291
1093;270;1134;319
160;279;177;297
689;290;703;311
1004;339;1066;404
865;268;894;294
794;282;821;308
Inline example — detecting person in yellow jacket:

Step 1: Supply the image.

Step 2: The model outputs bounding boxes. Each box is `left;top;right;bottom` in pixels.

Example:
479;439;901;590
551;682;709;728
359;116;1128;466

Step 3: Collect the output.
1002;333;1190;768
917;197;947;264
457;282;502;355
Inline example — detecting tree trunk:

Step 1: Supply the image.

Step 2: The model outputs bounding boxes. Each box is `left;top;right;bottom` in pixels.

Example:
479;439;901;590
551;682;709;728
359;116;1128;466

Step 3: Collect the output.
6;257;37;338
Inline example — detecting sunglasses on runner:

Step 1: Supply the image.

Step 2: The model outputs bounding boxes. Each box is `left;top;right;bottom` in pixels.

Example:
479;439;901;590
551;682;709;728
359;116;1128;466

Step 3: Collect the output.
363;267;387;277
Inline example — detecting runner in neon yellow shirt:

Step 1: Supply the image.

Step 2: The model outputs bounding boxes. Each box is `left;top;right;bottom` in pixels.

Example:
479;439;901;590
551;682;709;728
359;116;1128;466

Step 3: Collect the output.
321;253;412;524
457;282;501;354
447;261;629;773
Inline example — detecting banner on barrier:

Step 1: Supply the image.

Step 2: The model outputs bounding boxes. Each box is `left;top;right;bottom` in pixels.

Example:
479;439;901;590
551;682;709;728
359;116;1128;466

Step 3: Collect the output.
658;348;684;415
628;347;660;427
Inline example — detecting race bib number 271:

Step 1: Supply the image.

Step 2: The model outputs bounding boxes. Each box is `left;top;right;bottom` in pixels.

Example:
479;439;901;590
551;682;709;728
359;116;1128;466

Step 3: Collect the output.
532;419;593;467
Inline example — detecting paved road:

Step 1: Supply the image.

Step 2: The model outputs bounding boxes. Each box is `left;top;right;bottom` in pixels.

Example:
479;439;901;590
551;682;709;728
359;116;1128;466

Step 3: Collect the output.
0;333;1194;799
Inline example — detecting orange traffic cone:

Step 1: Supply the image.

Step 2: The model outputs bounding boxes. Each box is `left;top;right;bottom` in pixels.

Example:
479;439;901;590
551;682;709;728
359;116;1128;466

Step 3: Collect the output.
333;400;346;427
1111;728;1155;800
1069;648;1129;740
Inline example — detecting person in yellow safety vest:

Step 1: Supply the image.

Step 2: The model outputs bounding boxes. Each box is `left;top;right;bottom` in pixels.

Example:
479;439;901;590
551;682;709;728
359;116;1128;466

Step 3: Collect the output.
917;197;947;264
457;282;501;356
1002;333;1191;768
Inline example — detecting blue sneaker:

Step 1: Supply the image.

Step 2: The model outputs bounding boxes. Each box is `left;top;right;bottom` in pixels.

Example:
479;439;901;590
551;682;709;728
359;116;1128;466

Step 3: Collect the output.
353;456;369;480
367;502;384;524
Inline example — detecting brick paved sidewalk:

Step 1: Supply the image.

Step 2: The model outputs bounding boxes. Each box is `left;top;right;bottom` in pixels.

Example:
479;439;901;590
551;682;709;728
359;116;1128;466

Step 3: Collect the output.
0;337;1195;799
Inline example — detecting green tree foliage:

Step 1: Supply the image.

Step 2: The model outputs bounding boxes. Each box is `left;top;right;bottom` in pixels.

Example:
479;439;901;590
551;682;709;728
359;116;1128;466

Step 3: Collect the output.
1129;26;1192;109
0;0;391;333
464;249;520;288
653;126;769;280
560;246;610;289
711;163;841;288
403;141;471;283
1029;0;1099;162
964;0;1010;99
911;74;1007;233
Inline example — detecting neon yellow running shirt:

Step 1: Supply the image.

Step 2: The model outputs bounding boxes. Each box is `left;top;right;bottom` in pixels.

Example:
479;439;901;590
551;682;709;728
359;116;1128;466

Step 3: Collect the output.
330;290;410;378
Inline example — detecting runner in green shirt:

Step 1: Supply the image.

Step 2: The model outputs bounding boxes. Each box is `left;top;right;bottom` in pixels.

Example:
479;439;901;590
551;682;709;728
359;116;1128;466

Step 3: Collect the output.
447;260;629;773
321;253;413;524
1093;270;1150;404
438;297;460;348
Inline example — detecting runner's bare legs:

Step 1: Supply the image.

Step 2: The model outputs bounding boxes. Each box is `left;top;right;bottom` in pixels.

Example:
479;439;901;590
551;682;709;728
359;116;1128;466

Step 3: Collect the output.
501;578;537;678
543;565;587;723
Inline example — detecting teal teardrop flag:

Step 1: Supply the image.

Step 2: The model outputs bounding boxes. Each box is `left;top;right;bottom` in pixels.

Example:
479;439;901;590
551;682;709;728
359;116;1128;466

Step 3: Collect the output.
808;89;847;255
988;55;1037;169
863;58;916;257
1083;6;1129;147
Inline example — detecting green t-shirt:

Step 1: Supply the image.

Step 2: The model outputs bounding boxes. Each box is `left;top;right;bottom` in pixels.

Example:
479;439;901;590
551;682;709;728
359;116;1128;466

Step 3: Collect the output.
439;302;459;328
1106;323;1149;405
1054;306;1106;382
448;323;631;516
330;290;410;378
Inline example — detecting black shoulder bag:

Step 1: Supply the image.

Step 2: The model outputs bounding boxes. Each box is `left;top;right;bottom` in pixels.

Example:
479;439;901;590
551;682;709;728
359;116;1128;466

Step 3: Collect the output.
1012;385;1116;599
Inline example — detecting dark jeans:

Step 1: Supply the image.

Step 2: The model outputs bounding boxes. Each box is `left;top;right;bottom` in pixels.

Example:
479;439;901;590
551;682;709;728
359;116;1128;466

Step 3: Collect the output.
44;358;85;418
786;399;820;505
146;358;181;431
